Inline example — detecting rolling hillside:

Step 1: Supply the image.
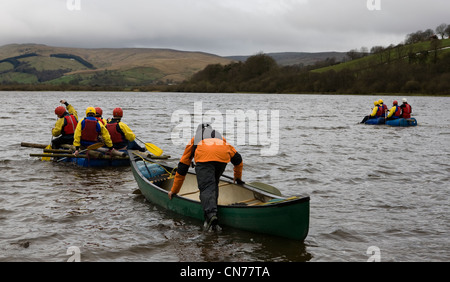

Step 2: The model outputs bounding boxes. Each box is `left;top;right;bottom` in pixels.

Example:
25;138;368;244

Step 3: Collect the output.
311;38;450;73
0;44;233;86
173;38;450;95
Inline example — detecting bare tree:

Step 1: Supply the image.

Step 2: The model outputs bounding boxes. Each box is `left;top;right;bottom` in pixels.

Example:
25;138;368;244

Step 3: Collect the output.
436;23;448;39
346;49;360;60
360;47;369;57
423;29;435;39
430;37;442;63
371;46;385;64
406;29;437;44
445;25;450;39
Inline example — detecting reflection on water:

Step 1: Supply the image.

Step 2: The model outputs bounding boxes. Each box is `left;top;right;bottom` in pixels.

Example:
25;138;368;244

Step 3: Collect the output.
0;91;449;262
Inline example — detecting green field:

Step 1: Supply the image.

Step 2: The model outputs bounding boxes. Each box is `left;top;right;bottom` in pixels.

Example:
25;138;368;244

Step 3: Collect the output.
0;72;38;84
313;38;450;73
21;56;89;72
0;62;14;72
120;67;165;83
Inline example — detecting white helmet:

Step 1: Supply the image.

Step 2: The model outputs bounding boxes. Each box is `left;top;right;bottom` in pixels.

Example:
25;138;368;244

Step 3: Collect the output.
402;98;407;103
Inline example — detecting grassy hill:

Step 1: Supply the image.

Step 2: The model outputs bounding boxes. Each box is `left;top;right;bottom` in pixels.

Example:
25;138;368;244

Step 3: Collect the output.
312;38;450;73
0;44;233;87
173;39;450;95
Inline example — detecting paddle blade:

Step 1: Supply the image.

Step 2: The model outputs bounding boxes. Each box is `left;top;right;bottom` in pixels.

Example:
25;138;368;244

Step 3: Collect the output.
41;145;52;161
87;143;104;150
145;143;163;156
247;182;282;196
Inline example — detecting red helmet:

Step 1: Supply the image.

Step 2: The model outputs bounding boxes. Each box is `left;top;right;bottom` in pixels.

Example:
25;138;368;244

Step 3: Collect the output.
95;107;103;116
393;100;398;105
113;107;123;117
55;106;66;117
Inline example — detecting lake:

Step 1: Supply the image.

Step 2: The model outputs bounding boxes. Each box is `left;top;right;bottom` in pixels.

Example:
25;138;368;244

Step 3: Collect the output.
0;91;449;262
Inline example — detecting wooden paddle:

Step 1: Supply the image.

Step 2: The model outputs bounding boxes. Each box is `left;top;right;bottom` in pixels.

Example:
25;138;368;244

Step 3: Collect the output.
43;115;58;161
41;144;52;161
31;153;129;159
42;133;55;161
57;143;104;162
221;174;282;196
135;137;163;156
21;142;48;149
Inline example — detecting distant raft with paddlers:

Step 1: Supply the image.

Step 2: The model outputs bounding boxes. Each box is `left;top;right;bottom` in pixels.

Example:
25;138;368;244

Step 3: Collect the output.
363;98;416;127
364;117;418;127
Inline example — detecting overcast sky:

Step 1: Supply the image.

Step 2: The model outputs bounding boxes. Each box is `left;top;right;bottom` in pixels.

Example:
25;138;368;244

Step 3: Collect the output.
0;0;449;56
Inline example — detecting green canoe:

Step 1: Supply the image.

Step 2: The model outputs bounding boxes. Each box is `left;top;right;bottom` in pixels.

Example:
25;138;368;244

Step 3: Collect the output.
129;151;310;241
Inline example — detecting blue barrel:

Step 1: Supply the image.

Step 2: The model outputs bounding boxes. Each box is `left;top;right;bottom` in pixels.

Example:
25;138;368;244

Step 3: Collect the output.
137;162;166;179
365;117;385;125
386;118;417;127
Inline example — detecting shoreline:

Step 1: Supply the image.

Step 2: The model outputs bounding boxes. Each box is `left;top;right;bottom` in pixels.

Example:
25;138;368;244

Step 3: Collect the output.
1;88;449;97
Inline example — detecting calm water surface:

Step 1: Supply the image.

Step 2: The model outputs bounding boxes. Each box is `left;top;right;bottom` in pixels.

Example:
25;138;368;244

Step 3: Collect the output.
0;91;449;262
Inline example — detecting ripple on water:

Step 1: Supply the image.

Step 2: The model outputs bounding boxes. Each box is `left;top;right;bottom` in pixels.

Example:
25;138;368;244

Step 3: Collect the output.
1;92;449;262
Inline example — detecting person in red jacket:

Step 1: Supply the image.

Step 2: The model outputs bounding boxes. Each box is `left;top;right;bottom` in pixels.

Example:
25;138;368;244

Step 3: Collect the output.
168;123;243;231
51;100;78;149
400;98;412;118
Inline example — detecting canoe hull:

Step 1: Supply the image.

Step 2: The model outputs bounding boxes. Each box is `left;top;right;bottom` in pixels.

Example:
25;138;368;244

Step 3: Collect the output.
386;118;418;127
129;152;310;241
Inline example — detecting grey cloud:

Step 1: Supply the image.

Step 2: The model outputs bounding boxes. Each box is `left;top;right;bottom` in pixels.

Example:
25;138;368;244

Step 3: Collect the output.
0;0;449;56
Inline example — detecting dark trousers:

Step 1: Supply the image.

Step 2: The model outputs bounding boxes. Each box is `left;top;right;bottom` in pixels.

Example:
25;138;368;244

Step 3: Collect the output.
195;162;227;221
361;115;382;123
127;140;145;151
361;115;370;123
51;135;74;149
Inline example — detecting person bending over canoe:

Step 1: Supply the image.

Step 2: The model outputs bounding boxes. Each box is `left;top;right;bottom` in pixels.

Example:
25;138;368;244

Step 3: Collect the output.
360;100;384;123
105;107;145;152
52;100;79;149
386;100;402;121
168;123;244;231
73;107;115;156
